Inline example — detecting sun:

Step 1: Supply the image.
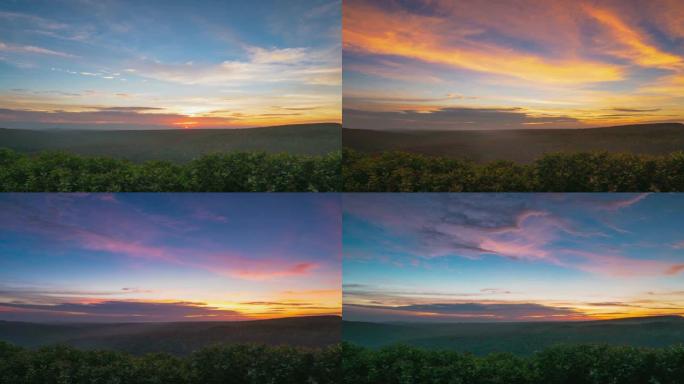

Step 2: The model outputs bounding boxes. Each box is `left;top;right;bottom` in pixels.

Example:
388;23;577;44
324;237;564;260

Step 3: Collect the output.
172;121;198;129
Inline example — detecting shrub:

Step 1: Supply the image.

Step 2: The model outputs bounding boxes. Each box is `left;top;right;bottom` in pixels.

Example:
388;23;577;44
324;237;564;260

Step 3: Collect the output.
0;149;341;192
343;149;684;192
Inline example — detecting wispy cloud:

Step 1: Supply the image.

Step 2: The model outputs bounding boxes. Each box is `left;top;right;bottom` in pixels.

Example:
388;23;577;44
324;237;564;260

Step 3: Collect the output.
344;194;679;277
343;0;684;129
0;41;75;58
344;302;585;322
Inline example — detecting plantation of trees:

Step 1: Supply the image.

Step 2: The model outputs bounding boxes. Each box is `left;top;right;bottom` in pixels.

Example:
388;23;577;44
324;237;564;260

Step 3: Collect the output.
0;149;341;192
343;149;684;192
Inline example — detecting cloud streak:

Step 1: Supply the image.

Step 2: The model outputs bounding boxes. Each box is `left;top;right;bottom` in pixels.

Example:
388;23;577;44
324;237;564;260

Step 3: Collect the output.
343;0;684;129
0;300;247;322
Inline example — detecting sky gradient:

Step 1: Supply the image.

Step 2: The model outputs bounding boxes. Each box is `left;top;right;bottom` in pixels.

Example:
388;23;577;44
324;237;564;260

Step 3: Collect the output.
344;194;684;322
0;0;340;129
343;0;684;130
0;193;341;322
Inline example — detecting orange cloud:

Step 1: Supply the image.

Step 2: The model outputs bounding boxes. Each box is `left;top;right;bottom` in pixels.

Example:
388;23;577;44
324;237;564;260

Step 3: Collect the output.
343;2;624;85
583;4;682;69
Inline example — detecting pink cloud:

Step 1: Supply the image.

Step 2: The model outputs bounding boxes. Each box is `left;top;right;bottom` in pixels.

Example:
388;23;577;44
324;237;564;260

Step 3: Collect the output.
230;262;318;281
561;250;684;277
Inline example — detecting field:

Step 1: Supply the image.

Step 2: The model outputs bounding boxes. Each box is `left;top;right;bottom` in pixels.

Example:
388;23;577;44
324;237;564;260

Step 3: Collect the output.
343;123;684;163
0;316;341;356
342;316;684;356
0;123;341;162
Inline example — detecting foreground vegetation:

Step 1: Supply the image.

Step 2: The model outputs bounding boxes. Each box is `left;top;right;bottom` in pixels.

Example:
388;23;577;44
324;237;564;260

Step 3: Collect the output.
0;149;341;192
0;342;340;384
342;343;684;384
343;149;684;191
3;342;683;383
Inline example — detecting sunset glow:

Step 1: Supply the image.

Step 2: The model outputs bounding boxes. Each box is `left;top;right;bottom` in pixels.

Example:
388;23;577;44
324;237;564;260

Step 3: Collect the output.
343;0;684;130
0;0;341;130
0;194;341;322
343;194;684;322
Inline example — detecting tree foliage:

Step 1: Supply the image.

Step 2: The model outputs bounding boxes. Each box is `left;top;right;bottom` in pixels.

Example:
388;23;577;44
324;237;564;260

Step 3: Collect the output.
3;342;684;383
0;149;341;192
0;342;340;384
341;343;684;384
343;149;684;192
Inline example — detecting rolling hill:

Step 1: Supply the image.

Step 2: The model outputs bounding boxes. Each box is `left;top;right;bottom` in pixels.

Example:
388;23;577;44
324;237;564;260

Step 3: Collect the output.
0;315;341;355
0;123;341;162
343;123;684;163
343;316;684;355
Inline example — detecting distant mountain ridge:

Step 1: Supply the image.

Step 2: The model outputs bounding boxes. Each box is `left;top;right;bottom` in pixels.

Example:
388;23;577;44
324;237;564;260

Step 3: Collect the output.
0;315;341;355
343;122;684;163
343;315;684;355
0;122;341;161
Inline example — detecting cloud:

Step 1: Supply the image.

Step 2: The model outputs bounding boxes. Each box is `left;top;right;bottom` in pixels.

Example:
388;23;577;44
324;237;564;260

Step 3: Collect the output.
344;302;583;322
0;106;240;129
343;107;580;130
612;107;661;113
131;46;340;86
589;193;649;211
0;41;75;58
344;194;677;277
561;250;684;277
0;300;247;322
666;264;684;275
0;11;68;31
583;4;682;69
206;256;319;281
343;1;625;85
0;195;323;282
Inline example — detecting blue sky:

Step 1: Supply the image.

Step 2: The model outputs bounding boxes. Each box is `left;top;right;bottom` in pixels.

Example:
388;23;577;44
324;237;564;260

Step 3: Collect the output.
343;194;684;322
0;193;341;322
0;0;340;129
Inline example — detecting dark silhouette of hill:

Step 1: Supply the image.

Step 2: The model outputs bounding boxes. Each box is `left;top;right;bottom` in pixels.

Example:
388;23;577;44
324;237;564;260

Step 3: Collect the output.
343;123;684;163
0;123;341;162
343;315;684;355
0;315;341;355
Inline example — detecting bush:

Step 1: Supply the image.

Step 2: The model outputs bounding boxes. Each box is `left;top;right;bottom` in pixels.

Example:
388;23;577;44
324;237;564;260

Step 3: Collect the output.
341;343;684;384
343;149;684;192
3;342;683;383
0;149;341;192
0;341;337;384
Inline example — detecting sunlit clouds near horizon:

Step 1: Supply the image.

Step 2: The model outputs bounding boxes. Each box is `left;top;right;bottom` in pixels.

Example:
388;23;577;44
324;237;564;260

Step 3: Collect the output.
343;194;684;322
0;194;341;322
0;0;341;129
343;0;684;130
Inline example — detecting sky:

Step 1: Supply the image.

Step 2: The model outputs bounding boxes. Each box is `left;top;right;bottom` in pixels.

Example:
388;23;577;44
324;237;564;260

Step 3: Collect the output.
0;193;341;322
0;0;340;129
343;193;684;322
343;0;684;130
